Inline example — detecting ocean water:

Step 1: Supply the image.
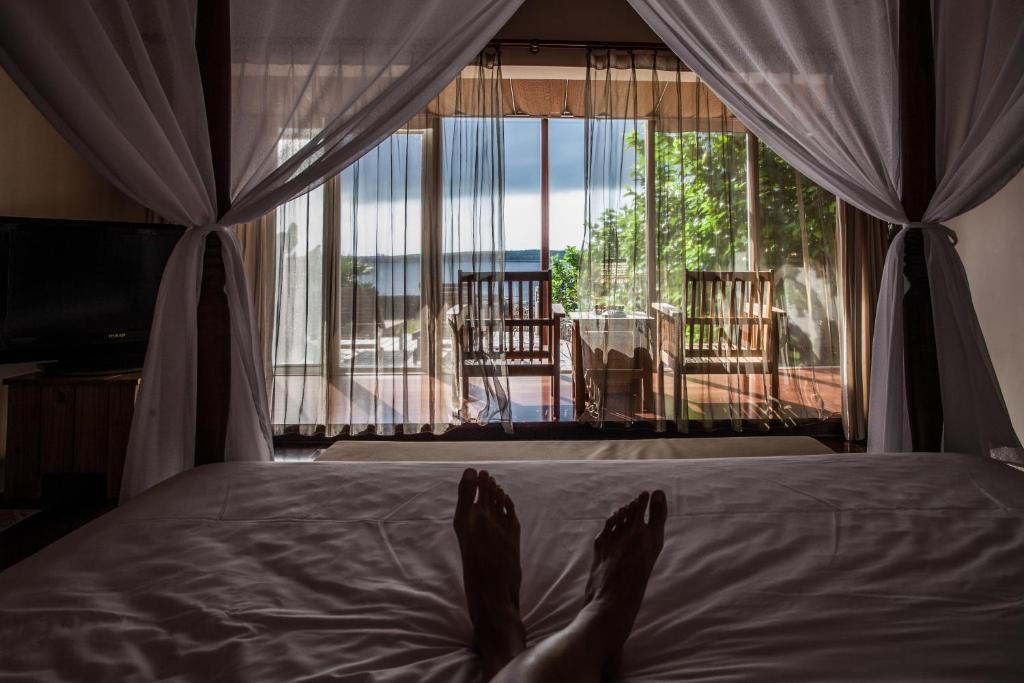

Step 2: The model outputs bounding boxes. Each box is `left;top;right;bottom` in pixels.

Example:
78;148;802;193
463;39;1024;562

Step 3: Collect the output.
353;250;551;296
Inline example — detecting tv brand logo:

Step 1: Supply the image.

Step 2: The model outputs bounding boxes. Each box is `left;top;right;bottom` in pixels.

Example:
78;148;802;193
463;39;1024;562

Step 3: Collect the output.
107;332;127;339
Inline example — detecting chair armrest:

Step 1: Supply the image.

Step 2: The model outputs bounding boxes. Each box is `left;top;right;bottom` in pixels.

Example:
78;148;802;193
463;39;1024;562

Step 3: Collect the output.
651;302;682;318
446;305;466;341
552;303;566;318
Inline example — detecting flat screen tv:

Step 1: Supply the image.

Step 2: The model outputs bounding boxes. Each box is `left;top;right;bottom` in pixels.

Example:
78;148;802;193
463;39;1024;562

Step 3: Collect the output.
0;217;185;372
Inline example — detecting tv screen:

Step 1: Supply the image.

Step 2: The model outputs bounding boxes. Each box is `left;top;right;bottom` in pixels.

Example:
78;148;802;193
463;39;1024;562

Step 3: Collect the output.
0;217;185;369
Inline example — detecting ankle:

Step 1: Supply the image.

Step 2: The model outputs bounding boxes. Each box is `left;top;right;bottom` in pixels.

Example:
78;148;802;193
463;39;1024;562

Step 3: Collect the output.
473;604;526;672
476;622;526;678
577;597;634;657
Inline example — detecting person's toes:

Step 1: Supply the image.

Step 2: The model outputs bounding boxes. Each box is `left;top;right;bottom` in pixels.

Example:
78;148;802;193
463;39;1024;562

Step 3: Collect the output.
634;491;651;527
648;489;668;531
478;471;493;506
618;501;634;528
614;506;629;532
456;468;478;521
494;485;507;514
504;495;519;533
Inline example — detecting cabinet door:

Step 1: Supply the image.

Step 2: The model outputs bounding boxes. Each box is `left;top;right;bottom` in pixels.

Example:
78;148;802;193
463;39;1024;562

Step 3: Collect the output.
74;384;111;474
39;385;75;476
5;384;41;499
106;382;136;499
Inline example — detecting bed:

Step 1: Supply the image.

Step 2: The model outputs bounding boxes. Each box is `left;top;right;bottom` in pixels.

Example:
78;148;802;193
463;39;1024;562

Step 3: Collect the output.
1;452;1022;681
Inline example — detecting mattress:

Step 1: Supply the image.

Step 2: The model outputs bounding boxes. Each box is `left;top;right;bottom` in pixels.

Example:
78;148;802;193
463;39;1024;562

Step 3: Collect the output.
1;453;1022;681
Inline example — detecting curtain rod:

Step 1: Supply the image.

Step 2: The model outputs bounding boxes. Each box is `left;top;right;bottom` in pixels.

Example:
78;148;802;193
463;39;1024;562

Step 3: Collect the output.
488;39;670;52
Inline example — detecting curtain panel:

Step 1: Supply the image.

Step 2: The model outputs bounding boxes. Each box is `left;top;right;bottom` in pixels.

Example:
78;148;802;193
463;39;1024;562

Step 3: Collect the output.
576;49;840;431
0;0;524;498
232;213;277;396
244;55;511;436
628;0;1023;457
836;201;889;442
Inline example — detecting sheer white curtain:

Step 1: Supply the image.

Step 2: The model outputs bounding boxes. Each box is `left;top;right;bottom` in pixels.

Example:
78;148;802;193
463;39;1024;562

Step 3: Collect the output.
628;0;1023;457
265;55;511;435
222;0;524;224
0;0;523;498
576;49;841;430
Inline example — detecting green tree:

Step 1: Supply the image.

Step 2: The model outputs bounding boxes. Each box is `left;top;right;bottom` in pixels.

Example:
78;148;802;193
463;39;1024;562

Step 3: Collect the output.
550;245;581;312
340;255;372;286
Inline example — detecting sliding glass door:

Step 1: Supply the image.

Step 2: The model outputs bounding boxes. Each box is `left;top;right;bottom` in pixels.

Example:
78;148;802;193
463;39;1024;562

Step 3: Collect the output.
259;47;844;436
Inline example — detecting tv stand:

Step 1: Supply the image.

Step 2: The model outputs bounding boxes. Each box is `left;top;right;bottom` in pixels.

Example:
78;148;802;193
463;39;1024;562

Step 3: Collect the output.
40;355;145;377
3;372;139;501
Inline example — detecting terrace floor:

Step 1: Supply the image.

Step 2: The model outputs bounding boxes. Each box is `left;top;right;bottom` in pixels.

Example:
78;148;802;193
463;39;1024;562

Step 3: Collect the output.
272;342;840;429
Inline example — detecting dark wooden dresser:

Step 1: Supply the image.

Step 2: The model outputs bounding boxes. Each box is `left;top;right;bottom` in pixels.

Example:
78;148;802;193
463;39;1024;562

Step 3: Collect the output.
4;373;139;501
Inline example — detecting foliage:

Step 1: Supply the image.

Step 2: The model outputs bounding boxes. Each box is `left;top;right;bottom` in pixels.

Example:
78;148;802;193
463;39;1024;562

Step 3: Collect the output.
339;254;372;286
577;130;751;310
552;128;840;366
550;245;581;312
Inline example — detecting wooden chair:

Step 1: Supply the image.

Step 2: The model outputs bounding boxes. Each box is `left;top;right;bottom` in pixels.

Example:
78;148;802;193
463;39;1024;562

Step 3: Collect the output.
653;271;783;421
449;270;565;421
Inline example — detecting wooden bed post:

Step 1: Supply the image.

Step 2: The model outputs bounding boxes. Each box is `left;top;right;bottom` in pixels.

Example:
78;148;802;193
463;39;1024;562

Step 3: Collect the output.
898;0;943;451
194;0;232;466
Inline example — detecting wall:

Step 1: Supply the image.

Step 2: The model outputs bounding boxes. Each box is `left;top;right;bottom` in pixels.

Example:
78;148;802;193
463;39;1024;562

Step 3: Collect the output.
947;170;1024;438
0;68;150;484
496;0;660;44
0;68;147;222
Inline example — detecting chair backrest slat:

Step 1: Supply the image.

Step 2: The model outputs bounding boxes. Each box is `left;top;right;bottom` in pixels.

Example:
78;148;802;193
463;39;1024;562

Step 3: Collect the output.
682;271;773;356
457;270;554;359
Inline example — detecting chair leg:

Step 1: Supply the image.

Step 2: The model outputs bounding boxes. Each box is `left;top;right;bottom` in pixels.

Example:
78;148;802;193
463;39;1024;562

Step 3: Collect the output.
771;366;781;403
657;358;666;421
552;371;560;422
673;362;683;423
638;347;654;417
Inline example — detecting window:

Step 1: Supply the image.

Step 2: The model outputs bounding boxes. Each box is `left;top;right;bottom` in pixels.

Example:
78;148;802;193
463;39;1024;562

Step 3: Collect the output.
273;139;325;372
339;131;424;371
272;131;426;375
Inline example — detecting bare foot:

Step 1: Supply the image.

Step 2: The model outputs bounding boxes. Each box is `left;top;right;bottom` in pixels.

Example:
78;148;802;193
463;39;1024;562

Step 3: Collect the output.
584;490;667;680
454;468;526;679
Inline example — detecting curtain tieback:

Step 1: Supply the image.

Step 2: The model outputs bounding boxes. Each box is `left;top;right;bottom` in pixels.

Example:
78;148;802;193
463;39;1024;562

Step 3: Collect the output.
187;224;228;235
904;221;958;246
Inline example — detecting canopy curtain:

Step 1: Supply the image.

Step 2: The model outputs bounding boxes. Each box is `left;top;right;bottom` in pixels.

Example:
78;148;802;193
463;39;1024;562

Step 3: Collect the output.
0;0;523;498
259;54;510;435
576;49;840;430
627;0;1024;457
837;200;890;442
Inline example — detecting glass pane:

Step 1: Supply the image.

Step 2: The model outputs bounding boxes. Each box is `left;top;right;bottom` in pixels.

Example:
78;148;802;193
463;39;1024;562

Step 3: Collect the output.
582;118;646;313
274;139;324;369
655;130;749;308
759;143;840;369
442;117;541;274
339;132;424;371
549;118;585;312
505;118;542;270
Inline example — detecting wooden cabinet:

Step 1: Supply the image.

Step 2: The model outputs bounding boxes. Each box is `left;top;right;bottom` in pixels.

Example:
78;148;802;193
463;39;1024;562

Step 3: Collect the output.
4;374;138;501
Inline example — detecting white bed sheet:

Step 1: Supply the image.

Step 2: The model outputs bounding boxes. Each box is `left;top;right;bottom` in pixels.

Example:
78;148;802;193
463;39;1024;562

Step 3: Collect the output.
1;453;1022;681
